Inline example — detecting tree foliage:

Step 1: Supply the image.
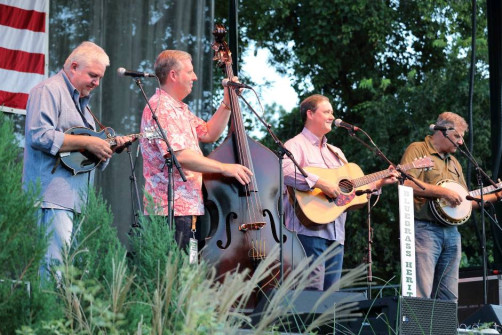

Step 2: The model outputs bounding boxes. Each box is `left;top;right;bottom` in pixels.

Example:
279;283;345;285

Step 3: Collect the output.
237;0;493;283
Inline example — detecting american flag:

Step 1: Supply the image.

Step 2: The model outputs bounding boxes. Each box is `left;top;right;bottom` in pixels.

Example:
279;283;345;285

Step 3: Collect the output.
0;0;49;115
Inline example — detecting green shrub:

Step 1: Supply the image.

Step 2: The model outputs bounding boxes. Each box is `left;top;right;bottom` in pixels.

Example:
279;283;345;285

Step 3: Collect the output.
2;111;367;334
0;113;56;334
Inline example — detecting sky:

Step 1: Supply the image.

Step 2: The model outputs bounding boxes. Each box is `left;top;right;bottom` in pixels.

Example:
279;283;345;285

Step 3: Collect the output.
240;46;299;112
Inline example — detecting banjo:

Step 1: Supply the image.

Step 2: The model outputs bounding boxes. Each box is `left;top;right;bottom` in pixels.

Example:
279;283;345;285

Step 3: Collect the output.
429;179;502;226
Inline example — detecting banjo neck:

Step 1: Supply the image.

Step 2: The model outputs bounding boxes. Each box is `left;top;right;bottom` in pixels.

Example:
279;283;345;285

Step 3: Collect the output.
469;181;502;198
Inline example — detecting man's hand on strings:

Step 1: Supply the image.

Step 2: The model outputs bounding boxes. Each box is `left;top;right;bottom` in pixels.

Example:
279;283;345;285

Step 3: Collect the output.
113;135;137;154
221;163;253;185
376;166;400;189
315;178;341;199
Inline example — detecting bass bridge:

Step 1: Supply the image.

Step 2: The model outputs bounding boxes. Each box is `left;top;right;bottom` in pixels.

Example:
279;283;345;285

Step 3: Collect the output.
239;221;265;231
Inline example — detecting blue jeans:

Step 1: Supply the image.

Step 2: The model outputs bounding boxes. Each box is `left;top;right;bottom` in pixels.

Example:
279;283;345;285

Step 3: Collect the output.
38;208;74;280
298;234;344;291
415;220;461;301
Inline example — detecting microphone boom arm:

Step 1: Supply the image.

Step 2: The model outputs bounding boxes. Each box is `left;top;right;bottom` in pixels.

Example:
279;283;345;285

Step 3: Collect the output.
340;126;425;190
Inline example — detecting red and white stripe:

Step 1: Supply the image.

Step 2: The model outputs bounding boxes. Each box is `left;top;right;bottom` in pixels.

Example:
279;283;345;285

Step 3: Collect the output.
0;0;49;115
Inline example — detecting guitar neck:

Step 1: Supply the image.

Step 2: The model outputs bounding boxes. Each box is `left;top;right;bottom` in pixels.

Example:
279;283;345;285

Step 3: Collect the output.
352;169;391;188
351;161;420;188
469;182;502;197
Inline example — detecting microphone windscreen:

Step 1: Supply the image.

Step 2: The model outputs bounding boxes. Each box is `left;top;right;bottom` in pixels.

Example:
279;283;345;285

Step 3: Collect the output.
117;67;126;76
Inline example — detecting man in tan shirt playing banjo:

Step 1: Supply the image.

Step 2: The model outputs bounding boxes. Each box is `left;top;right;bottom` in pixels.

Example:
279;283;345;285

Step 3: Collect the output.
400;111;502;302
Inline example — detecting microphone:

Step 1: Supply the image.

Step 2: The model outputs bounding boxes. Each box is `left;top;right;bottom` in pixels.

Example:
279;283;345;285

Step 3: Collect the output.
221;79;252;89
466;195;482;202
429;124;454;132
334;119;360;132
117;67;156;78
355;189;377;196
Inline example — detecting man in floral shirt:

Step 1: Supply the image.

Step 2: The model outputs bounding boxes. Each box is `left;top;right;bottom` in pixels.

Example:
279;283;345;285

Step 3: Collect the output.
140;50;252;250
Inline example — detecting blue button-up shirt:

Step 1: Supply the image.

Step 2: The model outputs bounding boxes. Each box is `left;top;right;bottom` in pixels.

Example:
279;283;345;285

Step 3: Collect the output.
23;70;97;212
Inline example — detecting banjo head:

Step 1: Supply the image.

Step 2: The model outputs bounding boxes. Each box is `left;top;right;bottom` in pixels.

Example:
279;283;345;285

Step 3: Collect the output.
431;180;471;225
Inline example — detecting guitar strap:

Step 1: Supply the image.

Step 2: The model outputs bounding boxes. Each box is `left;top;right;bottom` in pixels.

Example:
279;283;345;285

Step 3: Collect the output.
51;158;61;174
326;144;348;166
85;106;107;132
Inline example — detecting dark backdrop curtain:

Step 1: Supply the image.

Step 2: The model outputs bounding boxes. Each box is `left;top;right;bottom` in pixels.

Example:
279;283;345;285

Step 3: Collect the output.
487;0;502;268
44;0;215;246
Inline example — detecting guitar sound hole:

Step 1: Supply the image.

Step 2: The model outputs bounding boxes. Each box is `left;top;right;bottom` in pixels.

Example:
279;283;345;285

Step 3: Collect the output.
339;179;353;193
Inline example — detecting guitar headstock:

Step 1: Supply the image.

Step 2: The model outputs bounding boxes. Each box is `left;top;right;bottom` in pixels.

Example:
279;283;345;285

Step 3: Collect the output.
411;156;434;170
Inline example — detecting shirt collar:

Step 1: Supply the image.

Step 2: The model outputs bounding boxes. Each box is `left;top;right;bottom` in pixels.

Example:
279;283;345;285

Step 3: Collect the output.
60;70;90;113
301;127;327;147
156;88;186;109
425;135;450;160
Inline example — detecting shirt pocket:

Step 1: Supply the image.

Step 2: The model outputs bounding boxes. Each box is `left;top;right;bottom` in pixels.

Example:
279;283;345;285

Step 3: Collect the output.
58;103;86;131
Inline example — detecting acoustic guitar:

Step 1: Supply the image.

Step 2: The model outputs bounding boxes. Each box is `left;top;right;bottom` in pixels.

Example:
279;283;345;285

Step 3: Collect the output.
290;157;434;226
429;179;502;226
59;126;161;175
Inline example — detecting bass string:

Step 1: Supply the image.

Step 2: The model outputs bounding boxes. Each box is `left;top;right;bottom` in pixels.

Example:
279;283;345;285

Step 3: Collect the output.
231;98;265;253
232;99;263;225
224;64;264;241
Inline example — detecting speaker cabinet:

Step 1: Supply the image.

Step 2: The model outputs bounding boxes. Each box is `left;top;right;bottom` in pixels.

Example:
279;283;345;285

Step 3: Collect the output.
458;268;502;322
337;296;458;335
462;304;502;328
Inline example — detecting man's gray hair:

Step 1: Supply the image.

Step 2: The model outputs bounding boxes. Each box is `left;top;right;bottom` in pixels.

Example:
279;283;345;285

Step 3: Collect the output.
63;41;110;70
154;50;192;85
436;112;468;133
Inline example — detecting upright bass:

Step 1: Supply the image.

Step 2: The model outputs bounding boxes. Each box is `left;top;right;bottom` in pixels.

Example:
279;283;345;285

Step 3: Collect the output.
202;25;306;289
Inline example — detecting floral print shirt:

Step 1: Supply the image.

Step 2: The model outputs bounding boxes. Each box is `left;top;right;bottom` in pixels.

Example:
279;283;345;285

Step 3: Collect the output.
140;88;208;216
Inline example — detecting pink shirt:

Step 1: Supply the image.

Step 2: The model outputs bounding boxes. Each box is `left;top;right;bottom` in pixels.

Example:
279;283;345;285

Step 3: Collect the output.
283;127;347;243
140;88;208;216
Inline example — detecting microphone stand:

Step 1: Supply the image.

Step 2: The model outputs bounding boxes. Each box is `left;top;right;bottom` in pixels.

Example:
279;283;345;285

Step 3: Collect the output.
341;128;425;190
339;125;426;297
356;188;377;298
112;140;142;260
441;130;499;305
123;141;142;230
134;78;186;229
236;89;308;285
366;197;373;299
